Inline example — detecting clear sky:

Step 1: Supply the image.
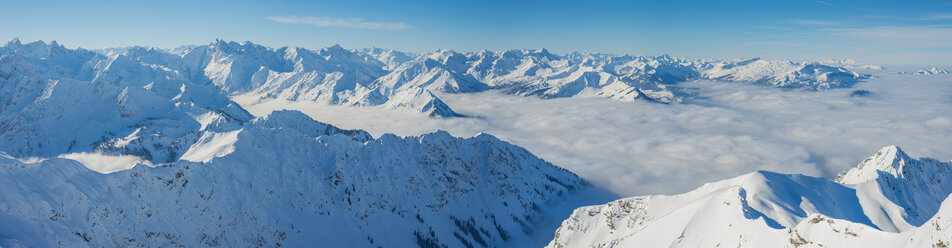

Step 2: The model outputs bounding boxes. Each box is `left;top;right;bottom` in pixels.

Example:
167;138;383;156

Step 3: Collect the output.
1;0;950;65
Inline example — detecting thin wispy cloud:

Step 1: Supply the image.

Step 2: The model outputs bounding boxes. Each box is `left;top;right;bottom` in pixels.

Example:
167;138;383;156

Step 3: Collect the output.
790;19;843;26
823;25;952;47
812;0;833;7
267;16;414;30
917;13;952;21
748;41;825;47
751;25;790;31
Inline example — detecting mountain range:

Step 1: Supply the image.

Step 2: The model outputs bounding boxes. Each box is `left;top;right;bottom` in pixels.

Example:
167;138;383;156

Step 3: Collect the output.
898;67;951;75
2;39;868;117
0;39;589;247
1;39;948;248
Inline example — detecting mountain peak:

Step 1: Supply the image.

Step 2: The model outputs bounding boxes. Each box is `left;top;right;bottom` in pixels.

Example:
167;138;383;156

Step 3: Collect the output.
6;37;21;47
548;147;952;247
209;39;254;49
835;145;912;184
527;48;559;60
319;44;349;56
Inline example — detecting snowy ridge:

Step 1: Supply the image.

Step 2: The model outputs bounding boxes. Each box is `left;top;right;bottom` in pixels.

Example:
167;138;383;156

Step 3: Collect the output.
818;58;884;70
389;51;868;103
898;67;951;75
0;110;584;247
837;146;952;230
1;39;868;117
0;38;99;79
172;40;464;117
547;146;952;247
835;145;916;184
700;58;866;90
356;47;416;71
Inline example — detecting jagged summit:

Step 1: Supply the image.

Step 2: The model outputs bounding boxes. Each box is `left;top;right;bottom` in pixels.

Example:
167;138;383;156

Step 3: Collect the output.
5;37;20;46
326;43;345;50
839;146;952;229
836;145;912;184
898;66;951;75
1;39;93;60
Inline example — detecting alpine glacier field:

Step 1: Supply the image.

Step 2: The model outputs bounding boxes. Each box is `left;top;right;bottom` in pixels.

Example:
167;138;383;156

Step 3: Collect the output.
0;39;950;247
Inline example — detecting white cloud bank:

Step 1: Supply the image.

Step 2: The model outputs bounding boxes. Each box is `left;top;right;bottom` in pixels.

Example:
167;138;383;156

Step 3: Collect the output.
266;16;413;30
234;71;952;197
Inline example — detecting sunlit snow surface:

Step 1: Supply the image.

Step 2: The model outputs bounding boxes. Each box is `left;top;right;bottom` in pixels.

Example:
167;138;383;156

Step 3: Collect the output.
235;70;952;196
57;152;155;173
546;146;952;247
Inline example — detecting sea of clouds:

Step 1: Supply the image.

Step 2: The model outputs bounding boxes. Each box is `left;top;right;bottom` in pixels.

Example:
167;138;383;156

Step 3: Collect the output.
234;71;952;197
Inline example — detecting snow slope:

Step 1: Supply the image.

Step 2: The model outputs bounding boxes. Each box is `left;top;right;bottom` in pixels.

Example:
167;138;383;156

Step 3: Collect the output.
548;146;952;247
0;110;584;247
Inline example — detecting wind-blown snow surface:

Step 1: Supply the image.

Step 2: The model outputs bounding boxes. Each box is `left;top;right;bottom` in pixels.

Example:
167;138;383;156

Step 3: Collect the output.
547;146;952;247
236;69;952;196
0;111;585;247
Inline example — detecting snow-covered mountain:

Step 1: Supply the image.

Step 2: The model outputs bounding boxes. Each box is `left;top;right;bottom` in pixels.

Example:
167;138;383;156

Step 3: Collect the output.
384;51;869;104
0;39;463;118
0;38;589;247
548;146;952;248
698;58;867;90
0;39;945;248
819;58;884;70
899;67;951;75
1;39;868;117
0;110;584;247
0;39;252;162
180;40;465;117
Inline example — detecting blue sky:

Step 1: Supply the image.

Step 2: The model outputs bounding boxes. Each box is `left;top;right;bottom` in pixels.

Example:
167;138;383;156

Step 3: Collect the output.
1;0;950;65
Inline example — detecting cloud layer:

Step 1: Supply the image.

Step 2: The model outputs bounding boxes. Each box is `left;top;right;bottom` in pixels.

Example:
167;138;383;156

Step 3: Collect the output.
234;71;952;197
267;16;413;30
